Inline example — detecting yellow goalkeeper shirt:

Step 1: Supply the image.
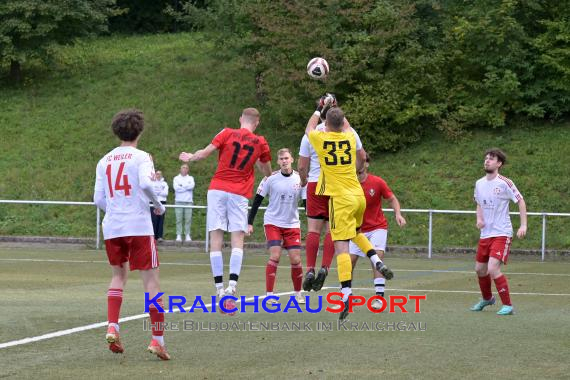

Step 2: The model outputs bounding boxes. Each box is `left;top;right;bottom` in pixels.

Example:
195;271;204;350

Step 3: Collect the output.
308;130;363;197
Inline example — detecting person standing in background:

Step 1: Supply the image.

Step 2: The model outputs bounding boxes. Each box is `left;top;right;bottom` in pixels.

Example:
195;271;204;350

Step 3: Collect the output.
151;170;169;242
173;164;194;243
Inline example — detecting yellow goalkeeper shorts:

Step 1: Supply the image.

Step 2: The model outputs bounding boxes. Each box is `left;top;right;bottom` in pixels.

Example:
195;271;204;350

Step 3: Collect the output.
328;194;365;241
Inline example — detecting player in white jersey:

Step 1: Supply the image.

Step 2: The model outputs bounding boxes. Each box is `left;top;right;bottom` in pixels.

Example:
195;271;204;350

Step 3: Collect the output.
93;109;170;360
470;148;527;316
298;105;365;292
247;148;305;304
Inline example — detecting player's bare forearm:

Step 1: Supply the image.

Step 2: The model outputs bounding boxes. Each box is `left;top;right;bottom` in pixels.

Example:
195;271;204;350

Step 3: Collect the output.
518;198;527;227
356;149;365;172
180;144;217;162
389;196;406;227
517;198;528;238
476;204;485;229
256;160;272;177
305;113;320;135
298;156;309;187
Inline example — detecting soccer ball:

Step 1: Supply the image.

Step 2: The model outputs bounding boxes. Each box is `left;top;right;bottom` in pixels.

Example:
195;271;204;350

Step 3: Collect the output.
307;57;329;79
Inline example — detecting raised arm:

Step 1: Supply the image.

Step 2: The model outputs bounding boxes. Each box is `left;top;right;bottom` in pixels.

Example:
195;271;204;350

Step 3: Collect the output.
298;156;309;187
179;144;218;162
256;159;272;177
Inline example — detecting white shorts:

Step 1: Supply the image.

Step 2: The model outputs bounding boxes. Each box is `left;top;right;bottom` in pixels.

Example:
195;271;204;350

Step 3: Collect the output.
207;190;249;233
349;229;388;257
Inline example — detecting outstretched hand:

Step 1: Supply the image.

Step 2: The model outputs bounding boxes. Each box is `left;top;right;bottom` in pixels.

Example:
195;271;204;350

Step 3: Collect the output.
179;152;193;162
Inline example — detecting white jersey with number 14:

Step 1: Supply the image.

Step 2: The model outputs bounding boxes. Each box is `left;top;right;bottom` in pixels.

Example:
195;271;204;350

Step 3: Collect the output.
95;146;155;239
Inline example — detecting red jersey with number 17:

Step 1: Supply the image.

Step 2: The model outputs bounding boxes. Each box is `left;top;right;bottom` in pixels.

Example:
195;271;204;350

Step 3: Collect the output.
209;127;271;198
361;174;394;232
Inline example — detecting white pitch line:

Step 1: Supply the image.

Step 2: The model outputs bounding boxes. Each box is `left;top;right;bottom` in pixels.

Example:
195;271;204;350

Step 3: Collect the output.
323;287;570;297
0;291;296;350
2;284;570;350
1;257;570;277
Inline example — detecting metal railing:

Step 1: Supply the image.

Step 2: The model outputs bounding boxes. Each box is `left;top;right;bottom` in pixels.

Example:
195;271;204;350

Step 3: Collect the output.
1;199;569;261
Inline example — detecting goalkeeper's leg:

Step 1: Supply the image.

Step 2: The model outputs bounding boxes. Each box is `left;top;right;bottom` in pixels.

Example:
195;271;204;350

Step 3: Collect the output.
351;233;393;280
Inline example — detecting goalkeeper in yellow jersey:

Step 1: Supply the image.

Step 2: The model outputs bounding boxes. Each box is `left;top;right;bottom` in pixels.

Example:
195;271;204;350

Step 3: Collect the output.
305;95;393;320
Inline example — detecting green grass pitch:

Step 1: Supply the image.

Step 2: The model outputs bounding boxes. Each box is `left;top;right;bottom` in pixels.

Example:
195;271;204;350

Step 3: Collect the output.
1;245;569;379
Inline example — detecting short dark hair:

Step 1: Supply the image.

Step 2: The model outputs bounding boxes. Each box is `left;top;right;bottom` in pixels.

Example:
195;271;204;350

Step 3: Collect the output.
326;107;344;130
111;109;144;142
485;148;507;165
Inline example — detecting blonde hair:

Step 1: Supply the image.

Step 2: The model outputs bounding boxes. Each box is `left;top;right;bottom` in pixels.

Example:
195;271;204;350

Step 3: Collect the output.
241;108;260;123
277;148;292;157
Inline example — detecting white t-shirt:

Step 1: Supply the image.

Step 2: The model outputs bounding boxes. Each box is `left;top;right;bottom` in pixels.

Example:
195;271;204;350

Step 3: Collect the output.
94;146;155;239
474;174;523;238
256;170;303;228
299;123;363;182
152;179;169;203
173;174;195;202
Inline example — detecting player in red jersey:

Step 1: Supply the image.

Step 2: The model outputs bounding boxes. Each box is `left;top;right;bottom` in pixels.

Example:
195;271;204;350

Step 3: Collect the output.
349;153;406;309
179;108;272;312
94;109;170;360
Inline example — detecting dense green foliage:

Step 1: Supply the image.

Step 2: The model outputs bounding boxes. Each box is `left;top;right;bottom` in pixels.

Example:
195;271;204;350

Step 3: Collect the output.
0;33;568;250
177;0;570;152
0;0;118;81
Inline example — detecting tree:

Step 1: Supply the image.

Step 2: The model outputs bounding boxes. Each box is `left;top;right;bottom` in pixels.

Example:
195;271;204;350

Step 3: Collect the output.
0;0;118;82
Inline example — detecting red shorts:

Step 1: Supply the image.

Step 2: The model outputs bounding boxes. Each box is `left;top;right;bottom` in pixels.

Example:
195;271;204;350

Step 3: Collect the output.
306;181;329;219
476;236;512;265
264;224;302;250
105;236;159;271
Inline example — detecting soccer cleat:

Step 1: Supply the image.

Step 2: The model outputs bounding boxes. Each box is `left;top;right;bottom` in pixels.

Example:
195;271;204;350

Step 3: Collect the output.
371;299;384;310
376;262;394;280
295;293;306;304
106;326;124;354
302;271;315;292
265;297;278;305
496;305;514;316
147;339;171;360
338;295;352;321
312;267;328;291
469;296;496;311
223;286;238;316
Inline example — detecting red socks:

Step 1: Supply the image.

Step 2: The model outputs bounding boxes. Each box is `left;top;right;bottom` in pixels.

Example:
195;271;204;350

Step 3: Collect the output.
305;232;320;271
291;262;303;292
107;288;123;324
477;275;493;301
266;259;279;292
322;232;334;270
494;275;512;306
148;298;165;336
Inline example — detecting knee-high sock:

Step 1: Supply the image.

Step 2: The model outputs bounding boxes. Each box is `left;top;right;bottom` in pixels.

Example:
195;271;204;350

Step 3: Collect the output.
322;233;334;269
494;275;512;306
149;298;165;337
107;288;123;325
305;232;320;271
478;275;493;300
229;248;244;287
210;251;224;288
266;258;279;293
337;253;352;283
351;233;374;257
374;278;386;297
291;262;303;292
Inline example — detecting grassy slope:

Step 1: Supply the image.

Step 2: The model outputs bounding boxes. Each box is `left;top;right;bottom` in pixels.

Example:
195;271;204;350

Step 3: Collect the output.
0;33;569;249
